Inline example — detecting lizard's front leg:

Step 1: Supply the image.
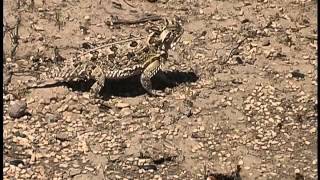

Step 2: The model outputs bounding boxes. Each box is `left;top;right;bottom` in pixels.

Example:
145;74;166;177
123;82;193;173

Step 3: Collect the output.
140;59;166;97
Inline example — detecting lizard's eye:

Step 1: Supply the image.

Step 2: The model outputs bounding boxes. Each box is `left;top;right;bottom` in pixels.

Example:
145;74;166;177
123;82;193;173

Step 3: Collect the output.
110;45;118;52
129;41;138;47
127;52;135;60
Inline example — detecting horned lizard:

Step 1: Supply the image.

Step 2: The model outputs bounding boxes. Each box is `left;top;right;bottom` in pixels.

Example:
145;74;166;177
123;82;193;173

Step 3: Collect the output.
28;18;184;97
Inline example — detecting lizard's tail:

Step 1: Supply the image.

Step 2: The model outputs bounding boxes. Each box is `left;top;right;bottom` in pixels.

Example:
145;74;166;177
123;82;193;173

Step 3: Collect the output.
26;78;65;89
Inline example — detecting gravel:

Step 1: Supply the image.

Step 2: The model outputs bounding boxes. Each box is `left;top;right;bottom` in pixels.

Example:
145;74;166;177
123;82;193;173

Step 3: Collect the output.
3;0;317;179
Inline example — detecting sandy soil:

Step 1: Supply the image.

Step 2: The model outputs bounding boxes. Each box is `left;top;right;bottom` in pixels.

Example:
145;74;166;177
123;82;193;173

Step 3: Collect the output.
3;0;317;179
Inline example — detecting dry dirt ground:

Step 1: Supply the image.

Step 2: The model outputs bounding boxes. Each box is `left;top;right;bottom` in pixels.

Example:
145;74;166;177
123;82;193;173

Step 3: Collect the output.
3;0;317;179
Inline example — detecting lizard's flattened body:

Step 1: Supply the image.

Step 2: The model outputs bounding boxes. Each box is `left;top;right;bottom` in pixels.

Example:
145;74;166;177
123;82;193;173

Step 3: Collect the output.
29;18;184;97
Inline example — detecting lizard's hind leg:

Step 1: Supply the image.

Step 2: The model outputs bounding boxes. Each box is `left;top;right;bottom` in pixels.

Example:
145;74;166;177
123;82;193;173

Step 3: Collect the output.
90;76;105;98
90;67;106;98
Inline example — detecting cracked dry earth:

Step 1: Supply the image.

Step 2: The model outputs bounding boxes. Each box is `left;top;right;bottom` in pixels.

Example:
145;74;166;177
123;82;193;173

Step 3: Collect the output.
3;0;317;180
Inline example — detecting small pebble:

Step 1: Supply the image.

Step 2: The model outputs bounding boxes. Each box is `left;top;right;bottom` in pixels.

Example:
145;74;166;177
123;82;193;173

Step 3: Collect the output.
69;168;81;176
115;102;130;108
262;39;270;46
309;128;316;133
84;15;90;21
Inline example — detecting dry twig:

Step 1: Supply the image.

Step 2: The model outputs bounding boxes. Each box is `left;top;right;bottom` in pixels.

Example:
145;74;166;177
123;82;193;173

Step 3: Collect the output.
123;0;135;8
9;15;21;60
221;37;247;65
108;15;162;26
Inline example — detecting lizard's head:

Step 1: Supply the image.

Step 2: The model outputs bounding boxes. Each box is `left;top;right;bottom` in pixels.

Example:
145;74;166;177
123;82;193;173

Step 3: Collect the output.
160;17;184;50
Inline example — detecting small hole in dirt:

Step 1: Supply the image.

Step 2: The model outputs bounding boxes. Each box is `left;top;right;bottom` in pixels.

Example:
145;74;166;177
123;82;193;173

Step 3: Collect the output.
153;156;174;165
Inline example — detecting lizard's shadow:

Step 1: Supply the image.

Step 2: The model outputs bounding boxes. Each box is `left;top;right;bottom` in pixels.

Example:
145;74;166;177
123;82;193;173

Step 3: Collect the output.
67;70;199;99
103;70;199;98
